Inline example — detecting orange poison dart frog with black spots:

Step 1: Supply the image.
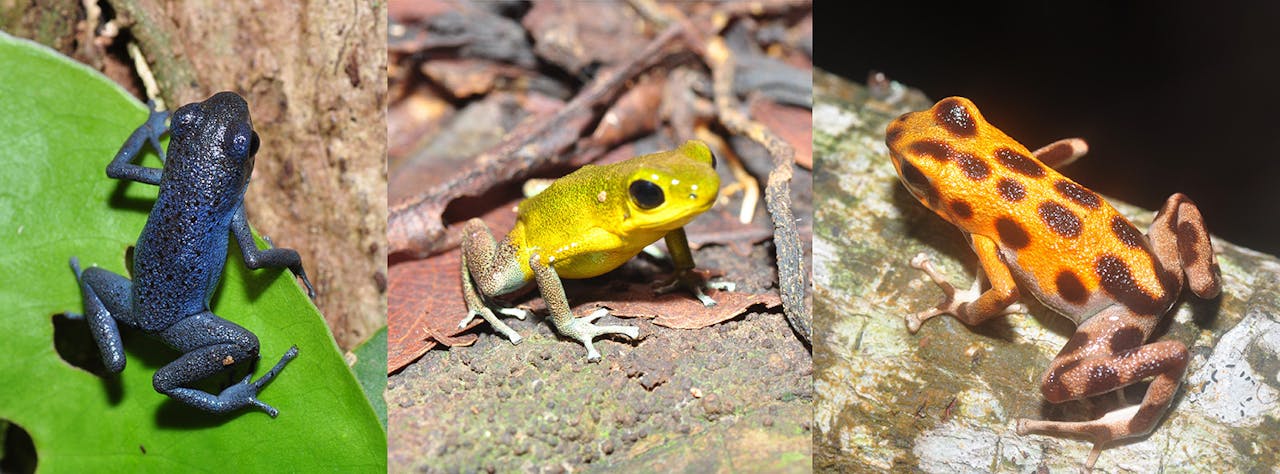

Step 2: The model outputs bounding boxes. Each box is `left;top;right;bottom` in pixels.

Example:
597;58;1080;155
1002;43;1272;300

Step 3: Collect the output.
886;97;1221;469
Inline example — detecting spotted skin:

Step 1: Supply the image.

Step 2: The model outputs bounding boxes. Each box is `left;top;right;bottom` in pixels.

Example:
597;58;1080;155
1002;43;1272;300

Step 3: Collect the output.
996;178;1026;202
886;97;1222;470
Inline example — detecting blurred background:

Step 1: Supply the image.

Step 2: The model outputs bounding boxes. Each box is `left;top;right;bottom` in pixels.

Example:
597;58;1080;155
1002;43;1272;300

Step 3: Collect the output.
817;2;1280;256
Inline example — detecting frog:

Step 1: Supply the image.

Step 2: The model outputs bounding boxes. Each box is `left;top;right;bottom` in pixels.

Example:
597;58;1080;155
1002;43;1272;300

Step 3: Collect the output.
885;97;1221;469
458;140;729;361
67;91;315;417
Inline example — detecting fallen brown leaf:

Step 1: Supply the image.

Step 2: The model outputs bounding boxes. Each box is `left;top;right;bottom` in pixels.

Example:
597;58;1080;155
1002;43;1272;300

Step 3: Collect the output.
575;282;782;330
387;249;478;373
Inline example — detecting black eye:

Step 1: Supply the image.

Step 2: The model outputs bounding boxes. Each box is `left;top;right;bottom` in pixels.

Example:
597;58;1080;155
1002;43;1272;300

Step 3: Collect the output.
170;109;196;135
230;130;253;158
249;131;260;156
900;161;930;192
629;180;664;210
708;150;717;169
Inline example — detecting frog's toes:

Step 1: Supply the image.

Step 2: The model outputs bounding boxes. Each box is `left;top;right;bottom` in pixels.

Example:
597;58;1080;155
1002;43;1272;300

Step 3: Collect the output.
904;253;973;331
565;308;639;362
693;288;718;307
217;377;279;417
251;398;281;418
457;310;479;328
906;306;954;333
707;280;736;292
497;307;530;320
654;274;728;307
249;345;298;390
461;307;524;345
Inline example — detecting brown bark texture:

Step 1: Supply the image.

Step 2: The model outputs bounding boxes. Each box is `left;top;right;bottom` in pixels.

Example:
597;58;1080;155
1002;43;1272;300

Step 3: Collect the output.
3;0;389;349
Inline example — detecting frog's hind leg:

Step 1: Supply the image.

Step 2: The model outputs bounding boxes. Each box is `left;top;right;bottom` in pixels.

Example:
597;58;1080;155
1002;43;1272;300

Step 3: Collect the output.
1149;193;1221;299
69;257;136;374
1016;309;1187;470
459;218;528;344
153;312;297;417
529;253;638;362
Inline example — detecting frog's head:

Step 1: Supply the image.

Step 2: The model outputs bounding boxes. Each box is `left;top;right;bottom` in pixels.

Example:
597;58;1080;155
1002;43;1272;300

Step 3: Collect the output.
618;140;720;233
886;97;1031;221
168;91;259;192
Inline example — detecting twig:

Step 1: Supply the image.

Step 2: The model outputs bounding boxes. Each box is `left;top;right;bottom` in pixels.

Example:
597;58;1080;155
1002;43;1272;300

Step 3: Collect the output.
694;127;759;224
127;42;164;110
705;35;811;344
643;0;812;344
388;24;686;257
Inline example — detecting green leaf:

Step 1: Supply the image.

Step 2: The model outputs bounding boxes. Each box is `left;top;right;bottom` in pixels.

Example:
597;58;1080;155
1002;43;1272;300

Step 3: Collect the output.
350;327;388;429
0;32;385;472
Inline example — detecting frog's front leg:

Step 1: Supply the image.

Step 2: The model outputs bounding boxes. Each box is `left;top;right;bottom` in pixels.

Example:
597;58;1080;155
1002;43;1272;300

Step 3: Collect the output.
907;234;1025;332
1016;310;1188;470
105;105;170;185
68;257;139;374
529;252;638;362
652;227;734;306
459;218;530;345
231;207;316;299
153;312;298;417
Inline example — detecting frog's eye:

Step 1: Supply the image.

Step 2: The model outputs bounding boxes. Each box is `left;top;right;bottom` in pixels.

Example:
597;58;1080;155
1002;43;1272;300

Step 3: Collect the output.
230;130;254;159
170;109;196;134
900;160;930;193
629;179;665;210
708;149;717;169
249;131;260;156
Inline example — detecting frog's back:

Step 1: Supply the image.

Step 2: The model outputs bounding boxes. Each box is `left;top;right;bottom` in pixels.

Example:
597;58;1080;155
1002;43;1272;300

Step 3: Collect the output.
518;164;624;242
130;93;256;331
132;191;234;330
887;97;1177;322
512;142;719;280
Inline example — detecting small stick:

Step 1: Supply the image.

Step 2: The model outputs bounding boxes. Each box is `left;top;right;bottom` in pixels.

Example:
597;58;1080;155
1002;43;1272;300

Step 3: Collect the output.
388;24;686;258
705;35;811;344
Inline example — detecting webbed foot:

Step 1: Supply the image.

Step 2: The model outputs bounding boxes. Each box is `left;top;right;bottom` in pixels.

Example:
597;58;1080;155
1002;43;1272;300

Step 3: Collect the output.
654;270;735;307
459;306;525;345
220;345;298;417
563;308;639;362
906;253;1026;332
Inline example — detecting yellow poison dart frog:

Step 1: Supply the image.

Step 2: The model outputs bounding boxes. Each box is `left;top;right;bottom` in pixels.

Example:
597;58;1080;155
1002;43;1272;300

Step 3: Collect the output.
459;140;731;361
886;97;1221;469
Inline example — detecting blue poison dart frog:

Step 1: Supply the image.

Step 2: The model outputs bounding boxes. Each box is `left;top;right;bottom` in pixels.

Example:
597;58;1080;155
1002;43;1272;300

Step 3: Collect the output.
67;92;315;417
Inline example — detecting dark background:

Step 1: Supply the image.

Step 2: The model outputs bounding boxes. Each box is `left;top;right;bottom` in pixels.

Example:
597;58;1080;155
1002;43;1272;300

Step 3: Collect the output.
816;2;1280;256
